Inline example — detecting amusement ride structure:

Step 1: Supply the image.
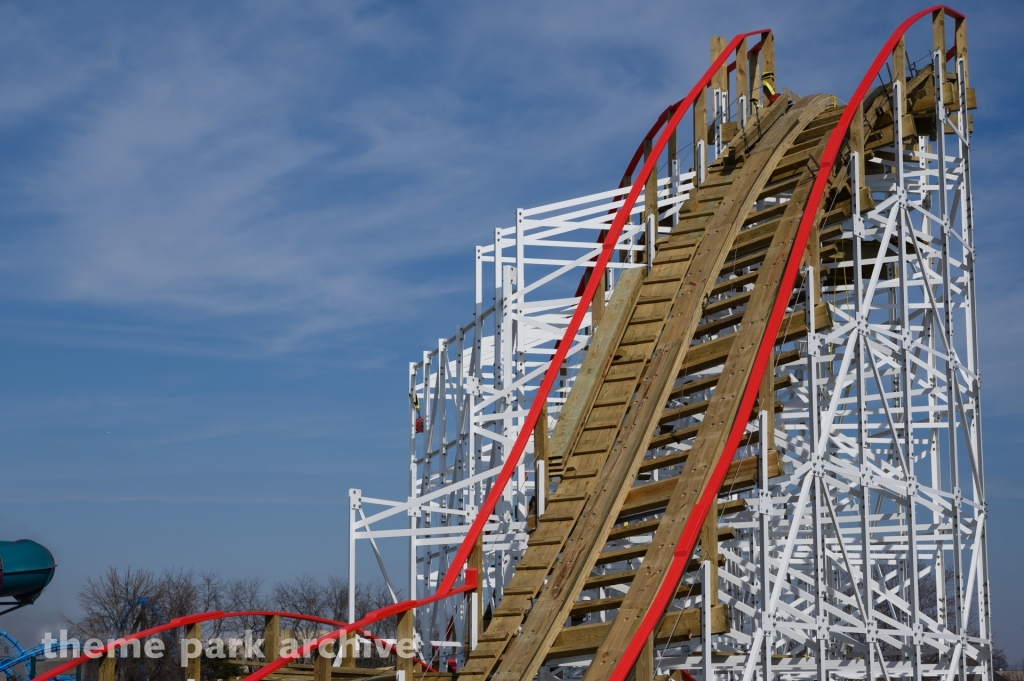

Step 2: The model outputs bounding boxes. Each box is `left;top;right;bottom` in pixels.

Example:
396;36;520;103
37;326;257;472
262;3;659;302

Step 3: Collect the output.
35;5;990;681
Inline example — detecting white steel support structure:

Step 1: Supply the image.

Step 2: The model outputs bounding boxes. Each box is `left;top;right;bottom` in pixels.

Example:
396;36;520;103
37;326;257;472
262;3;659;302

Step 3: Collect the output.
347;36;991;681
701;56;988;681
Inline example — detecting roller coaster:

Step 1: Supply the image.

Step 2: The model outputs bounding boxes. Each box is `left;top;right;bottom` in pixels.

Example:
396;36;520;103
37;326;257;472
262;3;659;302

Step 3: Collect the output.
35;5;990;680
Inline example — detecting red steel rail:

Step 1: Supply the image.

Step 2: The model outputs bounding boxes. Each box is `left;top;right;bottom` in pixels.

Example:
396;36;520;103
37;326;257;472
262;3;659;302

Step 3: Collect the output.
607;6;965;679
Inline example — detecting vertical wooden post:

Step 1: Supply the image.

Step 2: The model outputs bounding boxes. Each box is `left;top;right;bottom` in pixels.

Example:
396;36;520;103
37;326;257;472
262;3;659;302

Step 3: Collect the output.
710;36;727;144
955;17;969;86
314;639;333;681
635;632;655;681
711;36;727;92
761;31;776;102
932;9;946;63
893;36;907;92
693;88;707;182
749;44;761;108
186;622;202;681
643;138;658;261
264;615;280;662
98;655;115;681
668;129;677;173
618;173;632;266
735;38;749;117
760;349;776;455
340;631;357;668
852;101;865;184
591;270;605;328
396;609;415;679
534;400;548;491
469;534;484;637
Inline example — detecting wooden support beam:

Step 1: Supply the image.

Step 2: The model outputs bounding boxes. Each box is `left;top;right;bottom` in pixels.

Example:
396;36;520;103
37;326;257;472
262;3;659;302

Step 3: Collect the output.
186;622;201;681
340;631;357;668
701;497;719;605
711;36;727;93
635;633;654;681
693;88;707;181
643;138;657;265
534;399;548;495
749;45;761;109
760;349;776;454
264;615;280;662
469;533;483;638
677;303;831;376
852;100;866;201
592;271;606;328
761;32;776;103
621;450;784;517
893;36;907;91
955;17;969;86
932;9;946;64
668;129;678;177
396;609;415;679
736;38;749;115
547;604;729;661
313;640;333;681
98;655;115;681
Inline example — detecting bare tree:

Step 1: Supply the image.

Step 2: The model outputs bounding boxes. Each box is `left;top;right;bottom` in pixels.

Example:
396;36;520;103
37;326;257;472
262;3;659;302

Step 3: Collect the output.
66;567;180;681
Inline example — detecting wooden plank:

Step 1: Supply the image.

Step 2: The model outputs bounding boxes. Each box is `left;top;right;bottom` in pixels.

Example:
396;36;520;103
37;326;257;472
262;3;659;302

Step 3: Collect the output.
678;303;831;376
544;267;644;475
582;96;836;680
621;450;783;517
547;604;729;660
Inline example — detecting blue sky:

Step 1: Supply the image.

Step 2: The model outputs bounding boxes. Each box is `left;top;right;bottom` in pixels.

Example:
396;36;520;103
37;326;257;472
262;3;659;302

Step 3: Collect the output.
0;0;1022;662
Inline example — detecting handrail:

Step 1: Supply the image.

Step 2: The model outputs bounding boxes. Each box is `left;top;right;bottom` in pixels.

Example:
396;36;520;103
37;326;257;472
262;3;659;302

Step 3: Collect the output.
31;607;441;681
237;29;772;681
608;6;965;679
